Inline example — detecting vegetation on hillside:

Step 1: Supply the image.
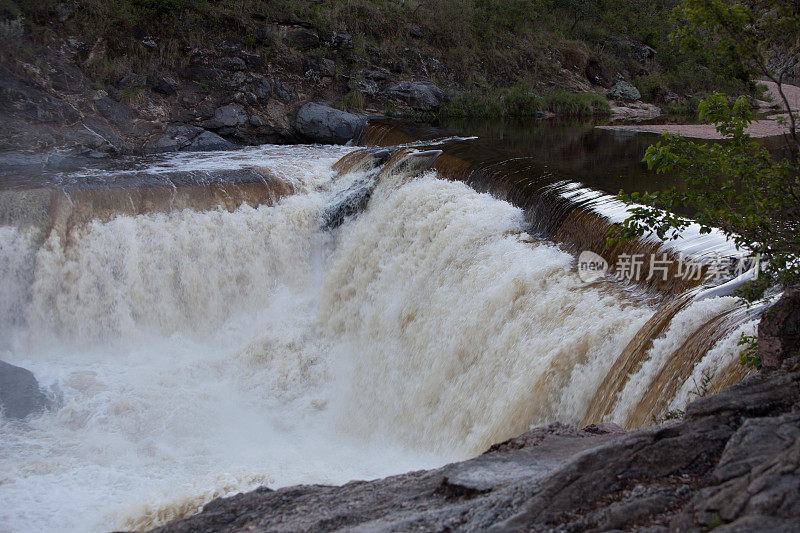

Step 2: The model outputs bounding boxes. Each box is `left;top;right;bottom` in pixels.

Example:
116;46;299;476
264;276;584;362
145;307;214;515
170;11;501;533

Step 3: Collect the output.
1;0;754;117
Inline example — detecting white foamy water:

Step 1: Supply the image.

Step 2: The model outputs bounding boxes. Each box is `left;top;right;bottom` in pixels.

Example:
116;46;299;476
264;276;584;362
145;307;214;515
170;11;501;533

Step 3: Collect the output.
0;145;751;531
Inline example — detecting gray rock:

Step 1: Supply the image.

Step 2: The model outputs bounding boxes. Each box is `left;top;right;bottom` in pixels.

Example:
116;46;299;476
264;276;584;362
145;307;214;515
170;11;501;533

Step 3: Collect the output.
94;97;136;125
149;123;203;152
272;82;296;104
178;66;226;86
237;50;263;67
0;360;48;419
759;286;800;370
216;57;247;71
249;115;265;127
607;80;642;102
348;77;378;96
150;74;179;95
253;79;271;101
385;80;445;110
204;104;248;129
332;33;353;49
149;124;236;152
117;73;147;90
607;35;657;64
189;130;237;151
295;102;367;144
303;57;335;78
217;40;242;54
359;69;392;81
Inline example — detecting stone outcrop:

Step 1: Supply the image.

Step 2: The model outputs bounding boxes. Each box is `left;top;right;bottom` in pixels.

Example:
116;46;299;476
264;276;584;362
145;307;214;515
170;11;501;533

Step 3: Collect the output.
0;360;49;419
153;361;800;532
294;103;368;144
759;286;800;370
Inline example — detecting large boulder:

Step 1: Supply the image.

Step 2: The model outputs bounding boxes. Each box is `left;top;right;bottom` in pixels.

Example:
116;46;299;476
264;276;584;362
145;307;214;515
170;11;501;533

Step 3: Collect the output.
607;81;641;102
0;360;48;419
609;102;661;122
294;103;367;145
385;80;445;111
759;286;800;370
203;103;248;129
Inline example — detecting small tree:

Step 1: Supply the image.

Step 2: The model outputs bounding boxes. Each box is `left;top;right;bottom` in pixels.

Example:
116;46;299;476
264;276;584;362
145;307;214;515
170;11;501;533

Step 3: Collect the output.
616;93;800;300
615;0;800;302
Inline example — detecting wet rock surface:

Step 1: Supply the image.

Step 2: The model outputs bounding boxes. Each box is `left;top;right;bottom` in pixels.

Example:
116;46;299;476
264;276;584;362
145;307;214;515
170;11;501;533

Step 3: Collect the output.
0;360;48;419
152;361;800;532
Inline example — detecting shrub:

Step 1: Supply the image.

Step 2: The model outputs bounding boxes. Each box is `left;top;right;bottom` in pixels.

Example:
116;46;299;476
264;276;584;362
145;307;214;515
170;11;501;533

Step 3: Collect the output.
341;90;366;112
542;91;610;117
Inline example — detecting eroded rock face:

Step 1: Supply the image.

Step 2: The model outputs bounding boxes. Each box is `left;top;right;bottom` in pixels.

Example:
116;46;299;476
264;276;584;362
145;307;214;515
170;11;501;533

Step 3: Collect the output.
153;362;800;532
0;360;48;419
294;102;367;144
760;286;800;370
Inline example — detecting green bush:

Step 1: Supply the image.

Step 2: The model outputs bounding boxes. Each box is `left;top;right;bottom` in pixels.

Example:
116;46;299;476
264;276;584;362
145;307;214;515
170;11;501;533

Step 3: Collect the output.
439;85;609;119
341;90;366;112
542;91;610;117
503;85;542;116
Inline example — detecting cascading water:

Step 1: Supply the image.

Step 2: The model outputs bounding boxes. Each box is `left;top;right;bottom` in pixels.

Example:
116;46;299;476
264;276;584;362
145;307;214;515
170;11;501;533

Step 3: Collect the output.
0;137;756;532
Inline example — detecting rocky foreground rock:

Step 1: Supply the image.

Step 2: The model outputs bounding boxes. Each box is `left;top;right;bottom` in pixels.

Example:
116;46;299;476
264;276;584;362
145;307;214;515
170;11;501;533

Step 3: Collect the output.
0;360;48;419
152;360;800;532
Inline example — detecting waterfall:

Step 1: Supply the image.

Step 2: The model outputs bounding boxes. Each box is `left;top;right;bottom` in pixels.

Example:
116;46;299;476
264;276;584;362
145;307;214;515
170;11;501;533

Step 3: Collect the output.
0;141;757;532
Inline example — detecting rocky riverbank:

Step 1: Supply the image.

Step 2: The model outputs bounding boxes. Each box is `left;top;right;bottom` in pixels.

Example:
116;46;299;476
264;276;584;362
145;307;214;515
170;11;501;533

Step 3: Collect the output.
0;0;737;168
